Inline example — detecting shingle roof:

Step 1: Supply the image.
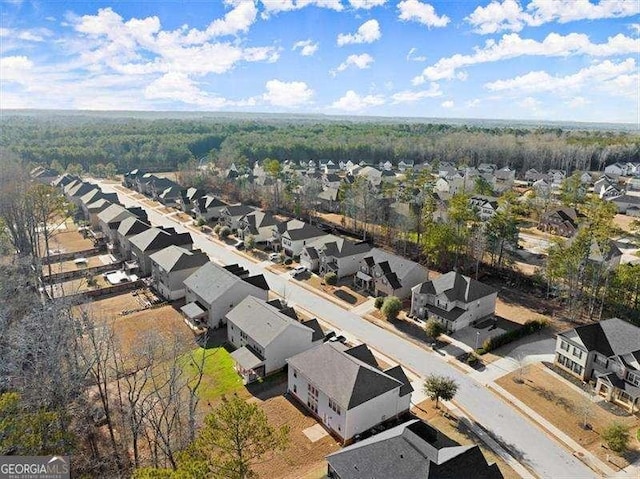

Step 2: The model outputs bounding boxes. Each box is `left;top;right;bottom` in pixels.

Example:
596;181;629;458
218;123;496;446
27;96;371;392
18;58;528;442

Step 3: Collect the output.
226;296;313;347
283;222;327;241
561;318;640;358
98;204;136;225
415;272;497;304
287;342;405;410
184;262;267;305
223;204;256;217
117;217;151;237
129;227;193;253
149;246;209;272
300;318;324;342
320;239;371;258
326;419;503;479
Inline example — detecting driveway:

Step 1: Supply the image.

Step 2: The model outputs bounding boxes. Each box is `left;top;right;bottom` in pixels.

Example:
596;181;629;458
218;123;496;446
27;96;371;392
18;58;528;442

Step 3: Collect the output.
97;181;596;479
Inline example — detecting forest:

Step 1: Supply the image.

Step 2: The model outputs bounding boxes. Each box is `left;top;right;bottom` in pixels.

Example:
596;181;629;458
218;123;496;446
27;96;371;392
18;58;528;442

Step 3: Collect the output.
1;112;639;174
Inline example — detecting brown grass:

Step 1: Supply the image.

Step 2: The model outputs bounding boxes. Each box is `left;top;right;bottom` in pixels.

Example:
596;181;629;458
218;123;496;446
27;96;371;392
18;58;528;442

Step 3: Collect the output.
496;364;640;468
44;255;107;275
613;214;638;234
412;401;521;479
41;228;95;255
251;396;340;479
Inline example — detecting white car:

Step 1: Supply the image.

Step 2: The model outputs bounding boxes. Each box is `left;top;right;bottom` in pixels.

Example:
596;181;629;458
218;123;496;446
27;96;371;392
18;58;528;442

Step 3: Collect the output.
268;252;280;262
291;266;306;278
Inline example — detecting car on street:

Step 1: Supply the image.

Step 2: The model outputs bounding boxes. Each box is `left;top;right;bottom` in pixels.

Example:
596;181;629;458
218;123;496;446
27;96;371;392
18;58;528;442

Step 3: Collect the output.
234;240;245;250
291;265;306;278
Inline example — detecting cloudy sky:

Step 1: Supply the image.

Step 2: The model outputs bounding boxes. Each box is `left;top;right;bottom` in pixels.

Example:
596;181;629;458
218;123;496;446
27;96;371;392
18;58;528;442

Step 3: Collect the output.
1;0;639;123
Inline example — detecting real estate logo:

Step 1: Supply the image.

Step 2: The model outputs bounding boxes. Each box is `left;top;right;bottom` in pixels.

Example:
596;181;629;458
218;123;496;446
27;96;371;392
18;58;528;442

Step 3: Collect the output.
0;456;70;479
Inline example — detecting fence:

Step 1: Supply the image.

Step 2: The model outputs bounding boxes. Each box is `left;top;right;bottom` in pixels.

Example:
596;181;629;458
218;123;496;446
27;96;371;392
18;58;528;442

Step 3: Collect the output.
43;261;124;284
40;246;106;265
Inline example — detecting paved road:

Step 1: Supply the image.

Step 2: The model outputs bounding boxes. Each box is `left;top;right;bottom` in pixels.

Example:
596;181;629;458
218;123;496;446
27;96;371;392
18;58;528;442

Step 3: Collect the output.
99;182;596;479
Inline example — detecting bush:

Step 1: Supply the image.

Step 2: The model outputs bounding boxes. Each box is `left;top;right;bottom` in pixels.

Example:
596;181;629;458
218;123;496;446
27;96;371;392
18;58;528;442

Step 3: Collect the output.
475;348;486;356
324;272;337;285
213;224;221;234
424;318;445;340
218;226;231;238
244;235;256;251
196;218;207;227
381;296;402;321
374;297;384;309
466;354;479;366
284;258;293;265
602;422;630;454
482;319;548;352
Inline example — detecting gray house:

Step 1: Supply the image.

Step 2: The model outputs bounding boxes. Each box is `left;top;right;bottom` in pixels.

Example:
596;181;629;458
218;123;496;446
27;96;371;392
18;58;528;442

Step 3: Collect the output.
410;272;497;332
116;217;151;260
355;248;429;299
237;210;281;243
182;262;269;329
301;239;371;278
128;227;193;276
326;419;503;479
97;204;148;245
193;195;228;222
220;204;257;230
226;296;323;384
149;246;209;301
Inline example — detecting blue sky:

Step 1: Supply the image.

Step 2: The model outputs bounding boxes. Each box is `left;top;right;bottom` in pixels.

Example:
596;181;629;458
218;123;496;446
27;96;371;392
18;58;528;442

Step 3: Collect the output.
1;0;639;123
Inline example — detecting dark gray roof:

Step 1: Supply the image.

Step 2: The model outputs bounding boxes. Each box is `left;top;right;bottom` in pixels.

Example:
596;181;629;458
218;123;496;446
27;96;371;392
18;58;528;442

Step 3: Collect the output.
384;365;414;397
321;239;371;258
300;318;324;342
86;198;112;213
226;296;313;347
184;262;266;305
223;204;256;217
415;272;497;304
149;246;209;272
241;211;279;234
560;318;640;357
129;227;193;253
98;204;136;225
117;217;151;237
611;194;640;205
326;419;503;479
303;246;319;259
283;222;327;241
287;342;405;410
242;274;270;291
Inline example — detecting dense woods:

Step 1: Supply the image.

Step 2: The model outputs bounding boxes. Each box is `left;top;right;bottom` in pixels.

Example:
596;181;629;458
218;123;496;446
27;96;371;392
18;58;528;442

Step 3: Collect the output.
2;113;639;174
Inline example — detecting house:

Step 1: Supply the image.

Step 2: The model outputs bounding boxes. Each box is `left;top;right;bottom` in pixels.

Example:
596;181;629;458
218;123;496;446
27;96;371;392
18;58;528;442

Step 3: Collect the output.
532;178;552;196
149;246;209;301
317;187;340;213
237;210;281;243
604;163;626;177
122;169;145;188
585;238;623;270
594;176;624;199
410;272;497;332
115;216;151;260
494;167;515;192
547;169;566;186
193;195;228;222
469;195;500;221
272;220;332;257
555;318;640;413
287;342;413;444
323;173;342;189
182;262;269;329
355;248;429;299
178;187;205;213
578;171;593;185
158;185;184;207
220;204;257;230
150;178;179;200
227;296;323;384
478;163;497;174
84;198;116;229
609;194;640;215
30;166;59;185
314;239;372;278
398;159;415;172
97;204;148;244
320;159;338;174
326;419;503;479
65;181;98;207
52;174;80;191
128;227;193;276
538;207;581;237
524;168;543;184
79;189;119;225
357;166;383;188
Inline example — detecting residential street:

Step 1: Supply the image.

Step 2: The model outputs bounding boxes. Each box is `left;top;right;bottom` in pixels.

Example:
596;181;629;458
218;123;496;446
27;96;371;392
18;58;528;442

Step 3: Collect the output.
98;181;596;479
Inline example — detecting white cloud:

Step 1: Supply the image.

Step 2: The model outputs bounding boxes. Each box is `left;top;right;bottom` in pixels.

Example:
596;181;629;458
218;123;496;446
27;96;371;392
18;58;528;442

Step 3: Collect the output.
519;96;539;110
397;0;450;28
331;90;385;111
485;58;637;95
565;96;590;108
1;55;34;84
630;23;640;34
467;0;640;34
145;72;223;107
413;32;640;83
406;47;427;62
466;98;481;107
348;0;386;8
0;27;53;42
337;19;381;46
182;0;258;43
292;39;319;56
260;0;344;16
391;83;441;103
441;100;454;108
333;53;374;74
263;79;314;106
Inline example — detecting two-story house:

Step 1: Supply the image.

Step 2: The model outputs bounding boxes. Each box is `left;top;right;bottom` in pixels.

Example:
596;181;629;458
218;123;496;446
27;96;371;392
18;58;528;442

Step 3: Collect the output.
97;204;148;245
494;167;515;193
149;246;209;301
354;248;429;299
115;216;151;260
220;204;257;230
326;419;503;479
227;296;323;384
178;187;205;213
158;185;184;207
84;199;114;230
469;195;500;221
237;210;281;243
278;221;332;257
287;342;413;444
312;239;372;278
181;262;269;329
538;207;582;237
555;318;640;413
128;227;193;276
410;272;498;332
193;195;228;222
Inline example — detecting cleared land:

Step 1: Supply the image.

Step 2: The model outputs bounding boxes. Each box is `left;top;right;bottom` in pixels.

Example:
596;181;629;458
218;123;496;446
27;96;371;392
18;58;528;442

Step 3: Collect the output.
43;255;108;274
496;364;640;468
614;214;638;234
40;224;95;255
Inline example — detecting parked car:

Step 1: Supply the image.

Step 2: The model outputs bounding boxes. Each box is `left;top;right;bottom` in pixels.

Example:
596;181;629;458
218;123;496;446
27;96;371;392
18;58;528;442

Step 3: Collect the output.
268;252;280;262
234;240;245;250
291;265;306;278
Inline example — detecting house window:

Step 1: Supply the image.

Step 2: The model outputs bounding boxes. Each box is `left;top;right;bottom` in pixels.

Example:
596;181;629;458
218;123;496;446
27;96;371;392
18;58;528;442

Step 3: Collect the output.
627;372;640;387
293;384;297;394
308;384;318;398
618;390;632;403
240;331;248;340
572;347;583;359
293;369;297;378
329;399;341;415
560;341;570;352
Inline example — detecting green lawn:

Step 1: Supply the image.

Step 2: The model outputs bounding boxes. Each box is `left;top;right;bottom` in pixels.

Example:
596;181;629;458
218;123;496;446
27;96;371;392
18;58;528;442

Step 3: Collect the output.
181;347;244;403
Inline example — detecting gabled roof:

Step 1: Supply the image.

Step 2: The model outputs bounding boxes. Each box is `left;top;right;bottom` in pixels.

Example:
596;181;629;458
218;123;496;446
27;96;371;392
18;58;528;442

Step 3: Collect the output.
184;262;268;305
67;182;96;198
287;342;405;410
362;248;428;284
300;318;324;342
559;318;640;358
149;246;209;273
223;204;256;218
159;185;183;199
241;211;280;234
326;419;503;479
129;227;193;253
414;271;497;304
320;238;371;259
282;222;327;241
86;198;112;213
117;216;151;237
226;296;313;347
98;204;136;225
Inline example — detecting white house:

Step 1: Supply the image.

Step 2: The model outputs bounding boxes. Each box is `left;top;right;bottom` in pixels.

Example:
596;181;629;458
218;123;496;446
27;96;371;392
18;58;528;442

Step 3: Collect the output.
469;195;500;221
181;262;269;329
237;210;281;243
604;163;626;177
305;239;372;278
220;204;257;230
410;272;497;332
278;221;333;257
227;296;323;384
287;342;413;444
149;246;209;301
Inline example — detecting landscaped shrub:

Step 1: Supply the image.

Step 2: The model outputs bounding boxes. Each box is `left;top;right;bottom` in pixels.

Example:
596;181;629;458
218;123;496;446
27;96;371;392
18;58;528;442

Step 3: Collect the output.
381;296;402;320
196;218;207;227
324;272;337;285
284;258;293;265
424;318;445;340
374;297;384;309
480;319;548;353
213;224;221;234
218;226;231;238
244;235;256;251
602;422;630;454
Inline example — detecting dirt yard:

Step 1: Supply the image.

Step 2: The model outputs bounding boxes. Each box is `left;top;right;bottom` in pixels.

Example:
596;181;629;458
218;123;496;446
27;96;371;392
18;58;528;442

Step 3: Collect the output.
48;274;109;298
411;400;520;479
303;274;369;307
251;395;340;479
41;227;95;255
496;364;640;468
174;212;193;223
614;214;638;234
43;255;106;275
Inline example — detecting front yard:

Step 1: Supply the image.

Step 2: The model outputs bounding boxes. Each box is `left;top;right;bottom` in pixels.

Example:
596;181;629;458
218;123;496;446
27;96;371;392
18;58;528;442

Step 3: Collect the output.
496;364;640;468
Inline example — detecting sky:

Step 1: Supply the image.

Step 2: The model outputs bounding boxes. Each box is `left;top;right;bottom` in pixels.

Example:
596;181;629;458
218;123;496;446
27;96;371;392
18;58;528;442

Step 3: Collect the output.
1;0;639;124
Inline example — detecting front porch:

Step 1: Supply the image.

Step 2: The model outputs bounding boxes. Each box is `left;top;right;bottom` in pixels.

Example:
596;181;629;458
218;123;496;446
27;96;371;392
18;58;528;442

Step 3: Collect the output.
595;373;640;414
